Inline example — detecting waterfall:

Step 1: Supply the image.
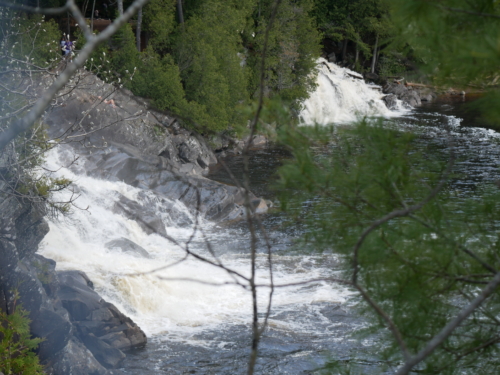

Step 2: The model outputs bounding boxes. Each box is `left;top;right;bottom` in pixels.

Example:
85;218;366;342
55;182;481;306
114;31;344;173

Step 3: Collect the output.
36;58;408;357
39;146;352;341
299;58;399;125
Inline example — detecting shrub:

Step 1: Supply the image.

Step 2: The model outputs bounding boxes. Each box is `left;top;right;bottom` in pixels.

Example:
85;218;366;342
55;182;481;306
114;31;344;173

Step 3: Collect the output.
0;302;44;375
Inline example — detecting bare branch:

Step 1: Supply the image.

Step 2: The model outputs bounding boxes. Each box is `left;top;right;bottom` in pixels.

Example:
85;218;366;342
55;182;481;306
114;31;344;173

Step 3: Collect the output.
395;270;500;375
0;0;152;151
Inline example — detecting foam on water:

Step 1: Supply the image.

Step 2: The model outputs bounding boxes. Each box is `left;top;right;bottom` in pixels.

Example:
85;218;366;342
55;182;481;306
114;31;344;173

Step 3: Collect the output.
39;147;354;342
299;58;406;125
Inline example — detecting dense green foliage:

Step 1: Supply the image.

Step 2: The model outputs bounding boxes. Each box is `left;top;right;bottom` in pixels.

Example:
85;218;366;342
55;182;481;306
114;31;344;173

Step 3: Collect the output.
312;0;393;70
273;1;500;373
79;0;322;132
0;303;44;375
277;121;500;374
389;0;500;124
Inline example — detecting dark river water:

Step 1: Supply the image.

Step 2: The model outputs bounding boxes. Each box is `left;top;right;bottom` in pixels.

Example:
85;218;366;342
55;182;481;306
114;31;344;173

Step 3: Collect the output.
121;98;500;375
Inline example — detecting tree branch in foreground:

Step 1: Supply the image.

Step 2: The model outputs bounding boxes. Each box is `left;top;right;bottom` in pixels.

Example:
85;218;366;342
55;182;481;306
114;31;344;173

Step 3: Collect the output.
395;270;500;375
0;0;151;151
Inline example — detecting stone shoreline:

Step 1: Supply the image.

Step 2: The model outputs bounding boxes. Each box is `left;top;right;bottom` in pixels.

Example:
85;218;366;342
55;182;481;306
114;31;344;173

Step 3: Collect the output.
1;72;269;374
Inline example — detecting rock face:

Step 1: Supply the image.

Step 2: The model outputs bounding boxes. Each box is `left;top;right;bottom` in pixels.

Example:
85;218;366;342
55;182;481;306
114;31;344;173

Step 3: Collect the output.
43;73;267;221
383;82;421;107
382;82;437;108
0;71;271;375
0;192;146;375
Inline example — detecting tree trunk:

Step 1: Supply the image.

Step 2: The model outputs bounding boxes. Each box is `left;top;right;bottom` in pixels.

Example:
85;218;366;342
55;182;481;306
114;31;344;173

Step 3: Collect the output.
66;11;70;37
136;7;142;52
177;0;184;25
91;0;96;32
355;43;359;65
342;39;348;62
117;0;123;16
82;0;89;18
371;34;379;74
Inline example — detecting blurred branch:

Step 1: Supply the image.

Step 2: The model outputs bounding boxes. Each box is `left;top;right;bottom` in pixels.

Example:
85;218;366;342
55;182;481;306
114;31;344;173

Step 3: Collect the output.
0;0;151;151
395;270;500;375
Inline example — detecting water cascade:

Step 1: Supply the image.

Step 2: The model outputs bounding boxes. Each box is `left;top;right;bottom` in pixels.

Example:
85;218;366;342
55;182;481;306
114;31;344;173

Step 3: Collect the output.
299;58;397;125
39;146;352;342
37;60;418;373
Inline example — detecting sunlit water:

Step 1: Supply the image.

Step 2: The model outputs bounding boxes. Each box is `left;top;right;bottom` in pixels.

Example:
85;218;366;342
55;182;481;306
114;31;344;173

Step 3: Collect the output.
37;63;500;374
299;58;407;125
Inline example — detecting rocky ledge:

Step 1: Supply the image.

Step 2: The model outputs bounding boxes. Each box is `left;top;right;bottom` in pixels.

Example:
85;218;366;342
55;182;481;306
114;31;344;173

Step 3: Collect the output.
0;192;146;375
1;70;270;375
382;81;438;109
44;72;268;221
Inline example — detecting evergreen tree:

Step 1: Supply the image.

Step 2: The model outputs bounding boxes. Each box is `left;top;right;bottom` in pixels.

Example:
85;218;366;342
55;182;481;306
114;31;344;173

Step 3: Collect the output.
173;0;253;131
275;1;500;374
0;302;44;375
389;0;500;124
248;0;321;110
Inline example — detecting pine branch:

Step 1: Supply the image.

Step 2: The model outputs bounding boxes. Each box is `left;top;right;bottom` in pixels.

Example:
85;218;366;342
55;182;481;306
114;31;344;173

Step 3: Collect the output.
394;270;500;375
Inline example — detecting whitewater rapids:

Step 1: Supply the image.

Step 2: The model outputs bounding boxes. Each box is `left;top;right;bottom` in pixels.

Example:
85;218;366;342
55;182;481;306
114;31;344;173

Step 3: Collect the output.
299;58;400;125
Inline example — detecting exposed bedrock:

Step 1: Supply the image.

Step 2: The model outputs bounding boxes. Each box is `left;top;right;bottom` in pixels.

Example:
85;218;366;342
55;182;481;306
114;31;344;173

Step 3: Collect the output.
0;186;146;374
44;73;267;221
0;72;269;375
383;81;437;108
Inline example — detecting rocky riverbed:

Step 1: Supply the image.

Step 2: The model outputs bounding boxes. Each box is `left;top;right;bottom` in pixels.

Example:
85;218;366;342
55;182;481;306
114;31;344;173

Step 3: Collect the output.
0;71;270;374
0;64;433;374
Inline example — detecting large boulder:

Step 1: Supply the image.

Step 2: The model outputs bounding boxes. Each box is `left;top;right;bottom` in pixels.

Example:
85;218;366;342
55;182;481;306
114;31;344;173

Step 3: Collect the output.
383;82;424;108
383;94;398;110
44;337;108;375
105;238;150;258
57;271;147;358
400;89;421;107
80;334;126;369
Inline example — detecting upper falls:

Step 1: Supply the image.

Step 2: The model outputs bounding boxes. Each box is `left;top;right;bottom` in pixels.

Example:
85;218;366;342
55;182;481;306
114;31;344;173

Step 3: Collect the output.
299;58;394;125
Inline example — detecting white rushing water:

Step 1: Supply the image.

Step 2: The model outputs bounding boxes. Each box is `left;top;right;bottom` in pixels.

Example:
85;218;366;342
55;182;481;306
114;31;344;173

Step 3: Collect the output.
39;60;399;346
39;147;353;342
299;58;403;125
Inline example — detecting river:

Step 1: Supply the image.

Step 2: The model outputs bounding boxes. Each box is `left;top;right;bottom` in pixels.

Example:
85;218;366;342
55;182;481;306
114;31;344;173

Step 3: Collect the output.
38;60;500;374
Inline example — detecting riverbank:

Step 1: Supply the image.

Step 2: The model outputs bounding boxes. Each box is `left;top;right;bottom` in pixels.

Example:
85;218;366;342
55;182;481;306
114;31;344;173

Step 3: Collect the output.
0;70;271;374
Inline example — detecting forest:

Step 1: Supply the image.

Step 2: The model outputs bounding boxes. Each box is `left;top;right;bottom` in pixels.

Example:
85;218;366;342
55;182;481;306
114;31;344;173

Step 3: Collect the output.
5;0;402;133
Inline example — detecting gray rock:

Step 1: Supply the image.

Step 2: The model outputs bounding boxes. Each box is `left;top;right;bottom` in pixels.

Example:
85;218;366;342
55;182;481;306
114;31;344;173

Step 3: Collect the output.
28;254;59;297
45;337;108;375
249;135;268;149
401;89;421;107
14;204;50;261
365;72;379;81
383;82;408;97
58;271;103;321
80;334;126;369
328;52;336;63
383;94;398;110
105;237;150;258
44;74;217;175
57;271;147;352
31;307;72;361
383;82;421;108
99;331;131;350
252;198;269;214
112;194;167;237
